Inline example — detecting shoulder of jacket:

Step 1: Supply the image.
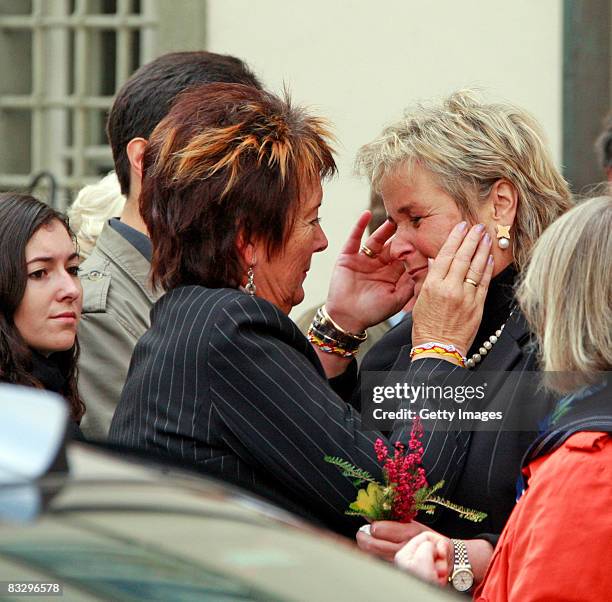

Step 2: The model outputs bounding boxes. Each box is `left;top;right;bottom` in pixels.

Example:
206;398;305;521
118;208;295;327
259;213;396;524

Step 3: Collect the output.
223;289;289;326
80;251;112;313
564;431;612;453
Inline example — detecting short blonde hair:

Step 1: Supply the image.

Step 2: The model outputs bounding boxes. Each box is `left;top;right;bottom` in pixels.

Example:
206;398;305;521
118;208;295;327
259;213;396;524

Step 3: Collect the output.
517;196;612;393
68;171;125;260
356;90;573;271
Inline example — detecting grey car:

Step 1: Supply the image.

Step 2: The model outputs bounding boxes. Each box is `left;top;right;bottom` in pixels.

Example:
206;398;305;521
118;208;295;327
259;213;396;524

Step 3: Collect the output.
0;385;455;601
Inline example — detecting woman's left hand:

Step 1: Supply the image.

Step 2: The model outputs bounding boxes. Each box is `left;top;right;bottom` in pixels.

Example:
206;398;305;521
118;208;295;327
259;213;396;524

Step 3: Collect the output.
412;221;494;358
325;211;414;333
394;531;452;587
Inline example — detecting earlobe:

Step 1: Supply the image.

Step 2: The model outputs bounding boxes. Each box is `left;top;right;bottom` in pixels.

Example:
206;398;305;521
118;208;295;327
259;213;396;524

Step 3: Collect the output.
126;137;147;179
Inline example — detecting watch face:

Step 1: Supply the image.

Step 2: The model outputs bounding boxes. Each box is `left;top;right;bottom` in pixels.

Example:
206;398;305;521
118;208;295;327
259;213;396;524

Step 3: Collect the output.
451;569;474;592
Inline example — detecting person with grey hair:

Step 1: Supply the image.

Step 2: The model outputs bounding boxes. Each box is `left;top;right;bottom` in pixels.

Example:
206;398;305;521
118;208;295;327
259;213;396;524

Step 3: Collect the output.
595;111;612;182
394;195;612;601
312;90;573;592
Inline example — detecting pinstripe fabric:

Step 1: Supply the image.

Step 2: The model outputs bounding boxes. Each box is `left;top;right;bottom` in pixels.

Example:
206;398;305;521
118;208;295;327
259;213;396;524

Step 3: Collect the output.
360;311;557;540
109;286;391;535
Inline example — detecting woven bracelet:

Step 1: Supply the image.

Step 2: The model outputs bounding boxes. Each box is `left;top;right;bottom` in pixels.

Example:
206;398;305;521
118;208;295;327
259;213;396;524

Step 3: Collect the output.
410;342;466;368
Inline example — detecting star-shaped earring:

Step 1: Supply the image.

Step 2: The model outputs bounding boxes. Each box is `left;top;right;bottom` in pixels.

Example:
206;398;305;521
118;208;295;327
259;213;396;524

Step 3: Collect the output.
496;225;511;239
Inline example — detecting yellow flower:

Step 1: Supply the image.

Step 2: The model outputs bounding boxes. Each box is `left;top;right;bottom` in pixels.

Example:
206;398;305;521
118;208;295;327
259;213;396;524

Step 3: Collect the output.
350;482;383;515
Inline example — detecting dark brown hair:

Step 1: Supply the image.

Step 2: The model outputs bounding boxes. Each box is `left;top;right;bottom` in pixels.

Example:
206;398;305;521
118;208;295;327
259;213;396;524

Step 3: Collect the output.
107;51;261;195
0;193;84;422
140;83;336;291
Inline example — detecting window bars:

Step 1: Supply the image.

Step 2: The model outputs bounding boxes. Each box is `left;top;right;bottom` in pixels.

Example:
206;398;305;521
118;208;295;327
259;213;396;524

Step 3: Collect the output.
0;0;157;208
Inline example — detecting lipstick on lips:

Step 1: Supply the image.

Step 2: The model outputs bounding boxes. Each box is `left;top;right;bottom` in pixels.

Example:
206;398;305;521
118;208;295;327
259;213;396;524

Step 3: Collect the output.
51;311;78;323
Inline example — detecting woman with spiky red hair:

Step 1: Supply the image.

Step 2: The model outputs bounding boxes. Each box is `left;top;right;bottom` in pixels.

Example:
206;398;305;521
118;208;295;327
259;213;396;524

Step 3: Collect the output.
109;83;412;536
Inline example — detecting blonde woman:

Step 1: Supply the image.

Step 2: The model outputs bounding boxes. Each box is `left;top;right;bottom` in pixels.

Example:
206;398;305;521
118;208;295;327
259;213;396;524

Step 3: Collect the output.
395;196;612;601
328;91;574;590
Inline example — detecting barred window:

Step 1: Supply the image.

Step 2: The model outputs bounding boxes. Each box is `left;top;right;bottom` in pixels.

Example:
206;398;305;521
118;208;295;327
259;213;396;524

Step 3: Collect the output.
0;0;158;209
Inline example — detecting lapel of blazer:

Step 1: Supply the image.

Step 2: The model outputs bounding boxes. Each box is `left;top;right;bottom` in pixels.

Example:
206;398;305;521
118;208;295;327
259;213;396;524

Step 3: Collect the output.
474;310;532;390
468;311;534;421
427;312;533;496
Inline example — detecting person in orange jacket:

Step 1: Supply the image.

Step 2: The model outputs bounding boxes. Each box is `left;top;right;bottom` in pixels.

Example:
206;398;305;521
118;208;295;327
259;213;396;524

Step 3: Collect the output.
394;195;612;601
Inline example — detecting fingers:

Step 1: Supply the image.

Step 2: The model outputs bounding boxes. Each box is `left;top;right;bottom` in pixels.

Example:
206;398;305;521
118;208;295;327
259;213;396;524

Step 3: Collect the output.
397;541;438;582
362;219;397;256
475;253;495;305
446;223;488;284
370;520;426;543
356;529;403;562
434;538;452;584
356;520;430;563
394;532;442;584
339;210;372;255
393;269;417;308
461;229;492;289
339;211;398;259
427;221;469;280
394;532;452;586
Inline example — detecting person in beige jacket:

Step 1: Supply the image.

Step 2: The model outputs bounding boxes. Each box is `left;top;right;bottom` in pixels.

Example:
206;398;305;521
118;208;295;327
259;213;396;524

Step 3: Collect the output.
78;51;262;439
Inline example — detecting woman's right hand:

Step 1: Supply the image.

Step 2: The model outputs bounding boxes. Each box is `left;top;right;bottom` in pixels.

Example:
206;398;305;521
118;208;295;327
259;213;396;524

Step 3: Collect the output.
394;531;452;587
325;211;415;333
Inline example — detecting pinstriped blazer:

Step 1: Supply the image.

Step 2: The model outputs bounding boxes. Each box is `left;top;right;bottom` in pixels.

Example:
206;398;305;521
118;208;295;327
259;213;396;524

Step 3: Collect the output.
109;285;390;535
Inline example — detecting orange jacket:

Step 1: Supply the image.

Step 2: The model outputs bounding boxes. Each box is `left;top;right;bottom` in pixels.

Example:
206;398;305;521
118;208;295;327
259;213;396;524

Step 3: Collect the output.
475;432;612;601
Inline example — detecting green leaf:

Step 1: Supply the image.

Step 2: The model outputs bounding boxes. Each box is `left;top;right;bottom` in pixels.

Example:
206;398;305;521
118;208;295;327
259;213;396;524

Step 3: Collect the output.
424;495;487;523
324;455;378;485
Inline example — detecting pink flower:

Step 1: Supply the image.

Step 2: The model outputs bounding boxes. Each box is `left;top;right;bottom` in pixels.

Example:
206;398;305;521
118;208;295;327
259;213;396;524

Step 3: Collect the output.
374;438;388;462
374;418;429;522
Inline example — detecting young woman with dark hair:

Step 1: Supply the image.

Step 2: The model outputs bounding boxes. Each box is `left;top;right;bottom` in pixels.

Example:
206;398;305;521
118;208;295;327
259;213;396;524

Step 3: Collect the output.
0;193;85;428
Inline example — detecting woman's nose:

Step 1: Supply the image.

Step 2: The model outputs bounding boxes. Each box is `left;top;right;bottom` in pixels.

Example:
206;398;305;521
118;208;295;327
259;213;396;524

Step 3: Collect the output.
314;224;328;253
59;272;82;301
389;232;414;261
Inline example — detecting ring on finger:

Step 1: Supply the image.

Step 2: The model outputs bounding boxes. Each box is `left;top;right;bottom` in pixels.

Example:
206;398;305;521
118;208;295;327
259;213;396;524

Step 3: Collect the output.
464;278;479;288
360;244;377;258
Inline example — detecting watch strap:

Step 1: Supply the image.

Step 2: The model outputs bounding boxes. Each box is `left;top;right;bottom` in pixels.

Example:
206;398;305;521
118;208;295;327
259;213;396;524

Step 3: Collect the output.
451;538;470;569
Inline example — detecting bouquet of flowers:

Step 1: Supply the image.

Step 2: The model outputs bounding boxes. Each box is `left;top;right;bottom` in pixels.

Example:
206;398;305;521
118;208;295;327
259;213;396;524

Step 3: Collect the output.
325;419;486;523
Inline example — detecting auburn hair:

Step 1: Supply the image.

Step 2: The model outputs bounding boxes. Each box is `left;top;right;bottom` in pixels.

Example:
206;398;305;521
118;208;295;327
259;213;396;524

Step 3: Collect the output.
140;83;336;291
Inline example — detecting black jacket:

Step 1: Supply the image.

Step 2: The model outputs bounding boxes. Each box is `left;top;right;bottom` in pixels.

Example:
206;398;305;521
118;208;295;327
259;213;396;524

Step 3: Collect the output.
358;310;557;541
110;286;392;536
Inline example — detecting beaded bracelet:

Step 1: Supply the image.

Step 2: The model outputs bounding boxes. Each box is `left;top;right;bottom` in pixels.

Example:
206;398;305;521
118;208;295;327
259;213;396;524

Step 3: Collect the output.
307;329;357;358
410;342;466;368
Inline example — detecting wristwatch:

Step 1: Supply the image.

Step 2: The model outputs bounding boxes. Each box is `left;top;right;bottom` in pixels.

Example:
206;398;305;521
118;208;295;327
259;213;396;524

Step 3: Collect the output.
449;538;474;593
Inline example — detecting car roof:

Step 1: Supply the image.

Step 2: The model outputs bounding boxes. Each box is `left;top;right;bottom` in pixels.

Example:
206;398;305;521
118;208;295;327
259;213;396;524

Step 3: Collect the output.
0;442;453;601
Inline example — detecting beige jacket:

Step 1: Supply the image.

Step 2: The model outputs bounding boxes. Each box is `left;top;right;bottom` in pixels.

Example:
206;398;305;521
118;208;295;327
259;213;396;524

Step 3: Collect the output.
78;223;162;439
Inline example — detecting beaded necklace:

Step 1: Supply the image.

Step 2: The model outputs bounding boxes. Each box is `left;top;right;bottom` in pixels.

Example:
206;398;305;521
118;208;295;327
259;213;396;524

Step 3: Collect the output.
465;311;513;369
